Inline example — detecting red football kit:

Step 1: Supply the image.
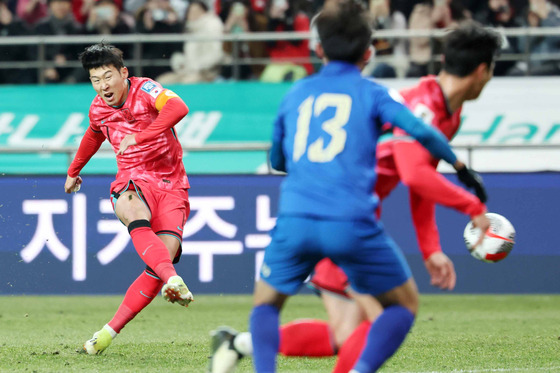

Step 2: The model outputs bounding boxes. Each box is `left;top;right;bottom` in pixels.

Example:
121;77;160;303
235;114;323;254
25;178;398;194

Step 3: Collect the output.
68;77;190;242
311;76;486;296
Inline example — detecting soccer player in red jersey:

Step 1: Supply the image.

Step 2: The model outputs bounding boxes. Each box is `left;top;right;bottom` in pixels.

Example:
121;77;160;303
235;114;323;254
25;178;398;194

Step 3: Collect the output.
64;43;193;355
209;22;501;373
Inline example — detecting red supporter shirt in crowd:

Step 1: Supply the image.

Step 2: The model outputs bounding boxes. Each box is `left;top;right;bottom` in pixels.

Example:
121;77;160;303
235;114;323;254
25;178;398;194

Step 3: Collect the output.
68;77;189;193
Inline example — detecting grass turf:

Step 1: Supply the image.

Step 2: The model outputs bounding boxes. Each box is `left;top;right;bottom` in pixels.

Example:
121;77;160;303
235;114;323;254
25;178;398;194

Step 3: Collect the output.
0;294;559;372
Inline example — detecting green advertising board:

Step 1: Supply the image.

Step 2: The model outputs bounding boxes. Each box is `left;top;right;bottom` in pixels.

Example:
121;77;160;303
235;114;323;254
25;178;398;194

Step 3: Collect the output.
0;82;292;175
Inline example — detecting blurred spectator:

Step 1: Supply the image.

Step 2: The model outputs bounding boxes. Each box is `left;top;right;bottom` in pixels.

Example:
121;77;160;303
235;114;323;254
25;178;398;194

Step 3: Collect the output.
85;0;133;34
221;0;267;80
125;0;189;22
406;0;471;77
0;0;36;84
515;0;560;75
33;0;86;83
135;0;183;79
3;0;16;13
368;0;408;78
70;0;123;25
72;0;94;24
85;0;135;59
475;0;523;76
260;0;312;82
17;0;47;25
463;0;488;14
218;0;267;16
157;0;224;83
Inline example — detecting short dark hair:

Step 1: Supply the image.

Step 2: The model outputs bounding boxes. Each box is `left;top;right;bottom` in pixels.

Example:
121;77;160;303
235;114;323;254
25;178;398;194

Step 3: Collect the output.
315;0;373;64
79;43;125;72
442;22;502;77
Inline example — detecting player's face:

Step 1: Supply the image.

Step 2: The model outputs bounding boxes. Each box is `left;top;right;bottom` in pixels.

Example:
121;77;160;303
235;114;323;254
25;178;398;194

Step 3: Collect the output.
89;65;129;107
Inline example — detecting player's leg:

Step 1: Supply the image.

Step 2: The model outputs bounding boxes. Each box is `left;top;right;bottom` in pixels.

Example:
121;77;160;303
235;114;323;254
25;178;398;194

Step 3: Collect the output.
330;287;383;373
329;221;417;373
251;215;319;373
208;294;346;371
276;258;357;357
81;268;165;355
348;279;418;373
278;318;336;357
81;187;191;355
148;188;193;306
279;290;365;357
250;280;290;373
82;234;186;355
210;216;318;372
115;189;178;283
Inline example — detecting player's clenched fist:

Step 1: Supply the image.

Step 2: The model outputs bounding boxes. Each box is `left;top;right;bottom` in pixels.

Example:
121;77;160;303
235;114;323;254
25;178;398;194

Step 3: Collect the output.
64;175;82;193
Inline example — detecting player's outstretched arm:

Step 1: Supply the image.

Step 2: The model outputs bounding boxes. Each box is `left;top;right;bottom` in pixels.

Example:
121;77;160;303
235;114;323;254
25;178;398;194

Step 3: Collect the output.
66;126;106;192
391;108;489;202
409;190;456;290
391;108;457;165
134;95;188;145
118;96;188;155
393;141;486;216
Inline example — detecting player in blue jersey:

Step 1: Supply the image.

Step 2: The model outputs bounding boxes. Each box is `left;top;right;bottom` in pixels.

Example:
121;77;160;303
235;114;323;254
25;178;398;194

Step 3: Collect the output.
241;2;490;373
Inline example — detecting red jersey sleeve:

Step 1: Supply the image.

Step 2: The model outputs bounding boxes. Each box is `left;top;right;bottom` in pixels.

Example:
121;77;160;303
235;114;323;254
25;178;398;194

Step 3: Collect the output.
409;190;441;259
392;140;486;258
67;125;106;177
134;92;189;145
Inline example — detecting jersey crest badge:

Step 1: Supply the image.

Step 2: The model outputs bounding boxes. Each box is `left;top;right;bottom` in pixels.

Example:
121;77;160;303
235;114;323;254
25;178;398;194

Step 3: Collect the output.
120;108;136;123
141;81;162;99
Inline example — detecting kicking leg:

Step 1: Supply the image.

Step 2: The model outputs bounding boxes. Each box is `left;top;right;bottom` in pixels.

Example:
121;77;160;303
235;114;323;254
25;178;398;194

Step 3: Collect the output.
116;191;177;283
81;228;189;354
116;191;192;306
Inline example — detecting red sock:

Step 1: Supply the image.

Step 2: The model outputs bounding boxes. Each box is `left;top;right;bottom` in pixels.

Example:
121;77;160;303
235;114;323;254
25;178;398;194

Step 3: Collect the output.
108;271;164;333
332;321;371;373
128;220;177;283
279;319;336;357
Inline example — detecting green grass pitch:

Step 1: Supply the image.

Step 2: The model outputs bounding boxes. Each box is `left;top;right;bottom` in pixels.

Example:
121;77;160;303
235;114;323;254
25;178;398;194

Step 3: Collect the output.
1;294;559;372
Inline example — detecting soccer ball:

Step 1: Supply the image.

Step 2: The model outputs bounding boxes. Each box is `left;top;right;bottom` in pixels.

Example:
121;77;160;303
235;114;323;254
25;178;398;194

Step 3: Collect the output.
463;213;515;263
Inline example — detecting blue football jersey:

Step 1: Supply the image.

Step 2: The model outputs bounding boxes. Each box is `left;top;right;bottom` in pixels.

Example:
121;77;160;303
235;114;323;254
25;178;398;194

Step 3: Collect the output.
271;61;456;220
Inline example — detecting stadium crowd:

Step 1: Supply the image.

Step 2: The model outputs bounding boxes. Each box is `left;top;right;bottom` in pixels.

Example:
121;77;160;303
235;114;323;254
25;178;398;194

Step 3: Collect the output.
1;0;560;84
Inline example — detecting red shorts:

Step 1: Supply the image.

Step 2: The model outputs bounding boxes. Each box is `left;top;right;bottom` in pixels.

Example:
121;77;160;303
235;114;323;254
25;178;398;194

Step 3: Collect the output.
110;179;190;244
309;258;350;298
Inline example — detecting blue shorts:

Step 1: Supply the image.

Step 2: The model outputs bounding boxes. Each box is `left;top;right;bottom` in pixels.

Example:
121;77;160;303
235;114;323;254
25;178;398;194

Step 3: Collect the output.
260;215;411;296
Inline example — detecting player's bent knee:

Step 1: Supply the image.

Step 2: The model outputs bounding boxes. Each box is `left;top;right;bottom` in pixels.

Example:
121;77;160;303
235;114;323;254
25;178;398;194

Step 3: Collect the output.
376;278;419;316
115;192;151;224
398;279;419;315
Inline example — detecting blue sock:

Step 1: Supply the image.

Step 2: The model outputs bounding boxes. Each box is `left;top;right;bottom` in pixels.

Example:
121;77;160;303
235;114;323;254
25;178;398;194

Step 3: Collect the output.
352;305;415;373
250;304;280;373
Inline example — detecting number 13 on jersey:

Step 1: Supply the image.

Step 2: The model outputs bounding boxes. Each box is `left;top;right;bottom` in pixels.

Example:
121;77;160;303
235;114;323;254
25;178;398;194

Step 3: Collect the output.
293;93;352;163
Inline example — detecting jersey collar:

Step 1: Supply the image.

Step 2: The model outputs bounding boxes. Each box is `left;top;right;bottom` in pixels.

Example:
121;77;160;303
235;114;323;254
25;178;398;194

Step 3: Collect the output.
320;61;361;76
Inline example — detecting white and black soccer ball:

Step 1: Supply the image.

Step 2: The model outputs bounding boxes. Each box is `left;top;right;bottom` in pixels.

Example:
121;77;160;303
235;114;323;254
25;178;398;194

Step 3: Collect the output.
463;213;516;263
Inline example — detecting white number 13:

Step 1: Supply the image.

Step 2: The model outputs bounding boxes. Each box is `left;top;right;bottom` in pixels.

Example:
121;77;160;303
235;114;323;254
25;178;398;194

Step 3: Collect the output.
293;93;352;163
